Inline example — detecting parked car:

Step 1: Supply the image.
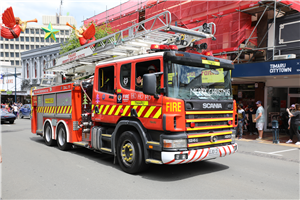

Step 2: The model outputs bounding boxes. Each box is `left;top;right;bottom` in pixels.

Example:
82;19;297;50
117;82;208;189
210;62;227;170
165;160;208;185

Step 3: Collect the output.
19;104;31;119
1;109;16;124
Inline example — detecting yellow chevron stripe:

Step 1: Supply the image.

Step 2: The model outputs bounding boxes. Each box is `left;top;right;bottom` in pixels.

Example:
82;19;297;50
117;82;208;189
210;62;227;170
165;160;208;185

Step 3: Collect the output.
114;105;122;115
137;106;146;117
51;106;55;113
99;105;104;114
121;106;130;116
66;106;70;114
92;105;95;113
108;105;116;115
69;107;72;113
144;106;156;118
45;107;48;113
153;107;161;119
63;106;67;114
103;105;110;115
54;106;57;113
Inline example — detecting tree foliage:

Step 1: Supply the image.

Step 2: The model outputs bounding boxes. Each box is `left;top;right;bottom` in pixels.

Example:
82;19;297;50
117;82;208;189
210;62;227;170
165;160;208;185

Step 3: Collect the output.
60;23;115;55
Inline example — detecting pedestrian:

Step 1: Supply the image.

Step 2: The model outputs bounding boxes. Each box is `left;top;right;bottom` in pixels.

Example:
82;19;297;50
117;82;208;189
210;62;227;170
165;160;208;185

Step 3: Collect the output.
247;105;257;135
236;104;246;139
286;104;300;145
13;103;18;117
253;101;265;140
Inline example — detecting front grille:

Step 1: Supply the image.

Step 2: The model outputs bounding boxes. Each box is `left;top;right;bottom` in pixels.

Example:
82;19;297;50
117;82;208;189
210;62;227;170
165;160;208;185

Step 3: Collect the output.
185;110;234;150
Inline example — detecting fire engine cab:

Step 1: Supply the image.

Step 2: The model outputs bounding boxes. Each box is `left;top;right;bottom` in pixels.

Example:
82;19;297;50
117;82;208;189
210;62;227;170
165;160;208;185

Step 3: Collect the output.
31;11;238;174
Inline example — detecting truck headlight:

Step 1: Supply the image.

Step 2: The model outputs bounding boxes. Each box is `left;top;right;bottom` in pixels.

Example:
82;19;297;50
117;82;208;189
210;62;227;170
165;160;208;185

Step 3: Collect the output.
163;139;187;149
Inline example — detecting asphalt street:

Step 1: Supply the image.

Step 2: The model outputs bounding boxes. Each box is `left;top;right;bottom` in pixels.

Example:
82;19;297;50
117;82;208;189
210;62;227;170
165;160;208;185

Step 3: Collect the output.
1;118;299;199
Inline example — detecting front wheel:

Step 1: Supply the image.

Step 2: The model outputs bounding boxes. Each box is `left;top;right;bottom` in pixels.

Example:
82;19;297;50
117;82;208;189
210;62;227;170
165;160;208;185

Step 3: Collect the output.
57;124;72;151
117;131;148;174
44;122;56;146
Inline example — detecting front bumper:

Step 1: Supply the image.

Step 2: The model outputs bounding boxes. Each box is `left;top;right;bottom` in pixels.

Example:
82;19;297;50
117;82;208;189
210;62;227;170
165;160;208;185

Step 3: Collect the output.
161;143;238;164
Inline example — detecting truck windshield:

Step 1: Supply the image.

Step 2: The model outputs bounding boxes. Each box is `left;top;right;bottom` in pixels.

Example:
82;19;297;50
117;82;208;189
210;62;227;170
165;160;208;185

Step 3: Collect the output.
166;62;233;100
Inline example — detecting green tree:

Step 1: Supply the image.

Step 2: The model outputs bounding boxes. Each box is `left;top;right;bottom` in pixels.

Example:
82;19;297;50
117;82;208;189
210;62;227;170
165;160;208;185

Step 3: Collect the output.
60;23;115;55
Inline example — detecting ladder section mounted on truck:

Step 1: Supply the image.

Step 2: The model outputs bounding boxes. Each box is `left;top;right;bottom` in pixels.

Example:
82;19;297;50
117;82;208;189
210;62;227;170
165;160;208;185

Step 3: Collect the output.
45;11;216;82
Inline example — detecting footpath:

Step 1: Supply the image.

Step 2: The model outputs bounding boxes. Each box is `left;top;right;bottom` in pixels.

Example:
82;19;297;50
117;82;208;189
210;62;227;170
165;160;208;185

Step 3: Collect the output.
239;130;300;147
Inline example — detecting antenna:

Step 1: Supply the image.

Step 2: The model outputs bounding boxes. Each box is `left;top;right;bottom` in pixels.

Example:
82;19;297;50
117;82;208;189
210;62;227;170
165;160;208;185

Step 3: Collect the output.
59;0;63;16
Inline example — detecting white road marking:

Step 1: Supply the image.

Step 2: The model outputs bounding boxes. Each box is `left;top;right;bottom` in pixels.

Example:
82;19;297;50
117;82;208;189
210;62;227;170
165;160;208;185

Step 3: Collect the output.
255;148;298;156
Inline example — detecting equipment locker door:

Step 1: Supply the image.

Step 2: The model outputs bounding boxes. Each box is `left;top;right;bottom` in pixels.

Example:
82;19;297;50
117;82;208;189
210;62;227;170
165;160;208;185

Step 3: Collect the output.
37;95;44;132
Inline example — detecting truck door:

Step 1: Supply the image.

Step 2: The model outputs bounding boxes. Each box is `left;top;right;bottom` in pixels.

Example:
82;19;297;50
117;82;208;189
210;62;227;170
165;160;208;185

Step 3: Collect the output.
92;63;117;123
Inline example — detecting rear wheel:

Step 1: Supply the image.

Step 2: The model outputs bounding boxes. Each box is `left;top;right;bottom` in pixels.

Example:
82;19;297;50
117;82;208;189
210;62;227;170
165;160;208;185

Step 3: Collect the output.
44;122;56;146
57;124;72;151
117;131;148;174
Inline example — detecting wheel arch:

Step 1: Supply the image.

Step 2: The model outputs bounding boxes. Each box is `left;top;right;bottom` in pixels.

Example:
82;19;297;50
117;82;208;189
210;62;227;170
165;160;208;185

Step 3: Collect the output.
43;119;54;139
112;119;149;160
56;120;70;143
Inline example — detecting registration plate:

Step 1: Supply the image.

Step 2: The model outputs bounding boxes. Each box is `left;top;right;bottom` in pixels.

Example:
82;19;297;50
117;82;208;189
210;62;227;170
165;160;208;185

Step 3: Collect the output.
209;148;219;155
174;153;188;160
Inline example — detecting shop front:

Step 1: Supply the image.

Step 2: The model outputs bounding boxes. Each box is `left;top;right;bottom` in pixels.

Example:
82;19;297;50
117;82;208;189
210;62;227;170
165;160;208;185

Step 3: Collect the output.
232;58;300;130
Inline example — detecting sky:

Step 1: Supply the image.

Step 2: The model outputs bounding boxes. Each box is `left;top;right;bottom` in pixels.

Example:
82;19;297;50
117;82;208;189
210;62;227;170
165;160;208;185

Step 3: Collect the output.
1;0;129;27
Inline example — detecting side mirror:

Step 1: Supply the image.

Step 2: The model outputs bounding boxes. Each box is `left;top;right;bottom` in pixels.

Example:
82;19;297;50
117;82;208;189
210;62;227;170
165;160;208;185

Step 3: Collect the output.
143;73;158;98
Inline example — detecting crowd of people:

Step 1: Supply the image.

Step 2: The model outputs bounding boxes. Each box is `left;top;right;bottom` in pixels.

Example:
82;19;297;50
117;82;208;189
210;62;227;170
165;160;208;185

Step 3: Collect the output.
235;101;300;145
1;102;23;118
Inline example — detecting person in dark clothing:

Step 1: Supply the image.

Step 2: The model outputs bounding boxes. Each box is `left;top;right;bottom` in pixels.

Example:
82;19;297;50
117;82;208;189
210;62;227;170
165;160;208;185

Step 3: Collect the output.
236;104;246;139
282;109;290;136
246;106;257;135
286;104;300;145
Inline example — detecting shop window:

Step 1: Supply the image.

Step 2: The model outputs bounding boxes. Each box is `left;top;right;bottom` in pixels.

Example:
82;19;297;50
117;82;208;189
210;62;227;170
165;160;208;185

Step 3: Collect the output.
120;63;131;89
289;88;300;94
98;66;114;94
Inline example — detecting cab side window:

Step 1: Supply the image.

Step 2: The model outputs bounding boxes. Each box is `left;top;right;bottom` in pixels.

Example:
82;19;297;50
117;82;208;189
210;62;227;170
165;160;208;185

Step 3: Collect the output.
135;59;160;91
98;66;114;94
120;63;131;90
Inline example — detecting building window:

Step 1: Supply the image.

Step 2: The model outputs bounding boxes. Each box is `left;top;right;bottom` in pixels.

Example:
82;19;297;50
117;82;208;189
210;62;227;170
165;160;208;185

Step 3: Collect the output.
35;29;39;34
36;37;39;42
31;45;34;49
26;37;29;42
41;38;44;42
65;30;69;35
5;38;9;41
16;61;19;65
10;44;14;49
61;38;64;43
5;52;9;57
41;30;44;34
10;52;14;57
25;29;29;34
20;37;24;41
60;30;64;35
36;45;39;48
5;44;9;49
27;63;29;78
46;38;49;42
15;44;19;49
10;61;14;65
0;37;3;41
26;45;29;50
31;37;34;42
16;53;19;57
15;37;19;41
21;45;24;49
56;38;60;43
31;29;34;34
41;45;44;48
0;52;3;57
35;62;37;78
0;44;3;49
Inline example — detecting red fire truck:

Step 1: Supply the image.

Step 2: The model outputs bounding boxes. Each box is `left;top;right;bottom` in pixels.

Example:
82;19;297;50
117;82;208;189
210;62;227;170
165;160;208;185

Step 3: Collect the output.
31;11;238;174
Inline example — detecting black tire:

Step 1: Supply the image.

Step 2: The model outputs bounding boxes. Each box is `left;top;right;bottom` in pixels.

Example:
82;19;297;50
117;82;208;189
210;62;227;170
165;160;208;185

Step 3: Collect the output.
44;122;56;146
21;115;24;119
9;120;14;124
117;131;148;174
57;124;72;151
